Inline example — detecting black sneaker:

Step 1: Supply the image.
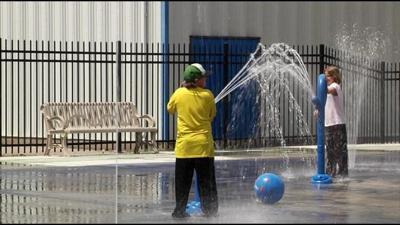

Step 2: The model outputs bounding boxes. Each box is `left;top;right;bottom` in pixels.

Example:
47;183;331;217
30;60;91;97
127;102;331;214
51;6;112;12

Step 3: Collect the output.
172;211;190;219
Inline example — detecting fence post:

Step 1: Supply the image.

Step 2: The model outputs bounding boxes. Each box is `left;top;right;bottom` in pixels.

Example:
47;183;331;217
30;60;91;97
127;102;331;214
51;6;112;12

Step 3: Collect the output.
116;41;122;153
223;43;229;148
380;61;385;143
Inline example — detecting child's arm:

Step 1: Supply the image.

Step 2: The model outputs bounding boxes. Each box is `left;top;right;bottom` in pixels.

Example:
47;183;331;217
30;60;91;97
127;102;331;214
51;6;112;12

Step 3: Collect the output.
327;85;338;96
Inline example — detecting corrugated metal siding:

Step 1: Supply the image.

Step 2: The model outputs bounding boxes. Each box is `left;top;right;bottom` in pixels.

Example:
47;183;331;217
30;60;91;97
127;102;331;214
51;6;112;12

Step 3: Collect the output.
0;1;161;43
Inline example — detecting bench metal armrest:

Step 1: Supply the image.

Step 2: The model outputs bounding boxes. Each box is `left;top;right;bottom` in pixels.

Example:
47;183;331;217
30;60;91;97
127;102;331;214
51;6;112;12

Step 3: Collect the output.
137;114;156;127
45;116;66;131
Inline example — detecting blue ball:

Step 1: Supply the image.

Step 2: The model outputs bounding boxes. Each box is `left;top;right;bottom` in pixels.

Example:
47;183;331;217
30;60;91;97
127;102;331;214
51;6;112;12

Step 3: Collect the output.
254;173;285;204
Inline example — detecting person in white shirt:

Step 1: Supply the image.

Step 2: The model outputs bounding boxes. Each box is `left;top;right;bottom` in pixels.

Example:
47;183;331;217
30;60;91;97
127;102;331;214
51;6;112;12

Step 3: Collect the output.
324;66;348;178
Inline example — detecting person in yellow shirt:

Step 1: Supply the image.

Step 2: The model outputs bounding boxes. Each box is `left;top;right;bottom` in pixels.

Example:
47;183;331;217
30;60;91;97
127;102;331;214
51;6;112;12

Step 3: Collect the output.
167;63;218;219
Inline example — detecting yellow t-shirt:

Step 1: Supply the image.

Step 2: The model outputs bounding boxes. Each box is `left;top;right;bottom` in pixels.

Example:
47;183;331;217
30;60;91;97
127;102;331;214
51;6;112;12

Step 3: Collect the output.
167;87;217;158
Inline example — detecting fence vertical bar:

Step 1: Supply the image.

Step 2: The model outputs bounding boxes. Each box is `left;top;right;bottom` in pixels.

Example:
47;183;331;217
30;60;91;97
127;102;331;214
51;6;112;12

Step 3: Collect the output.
94;42;98;150
41;41;45;153
380;61;385;143
129;42;133;150
11;40;14;155
17;40;20;154
0;38;2;156
145;43;149;116
23;40;26;153
171;44;176;142
116;41;122;153
37;40;40;153
4;39;8;155
76;41;80;152
100;42;104;150
123;42;126;150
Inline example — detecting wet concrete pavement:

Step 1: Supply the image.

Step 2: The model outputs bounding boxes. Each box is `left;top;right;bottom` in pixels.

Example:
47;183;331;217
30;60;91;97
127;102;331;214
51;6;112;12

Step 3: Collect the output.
1;145;400;223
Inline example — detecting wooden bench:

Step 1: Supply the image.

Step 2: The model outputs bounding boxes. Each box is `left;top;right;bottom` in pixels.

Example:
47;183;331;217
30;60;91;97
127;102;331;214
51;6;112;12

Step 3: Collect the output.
40;102;158;156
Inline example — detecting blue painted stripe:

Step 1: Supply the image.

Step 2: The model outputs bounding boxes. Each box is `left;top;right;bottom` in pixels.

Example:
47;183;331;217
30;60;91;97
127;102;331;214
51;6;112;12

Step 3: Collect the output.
161;1;169;140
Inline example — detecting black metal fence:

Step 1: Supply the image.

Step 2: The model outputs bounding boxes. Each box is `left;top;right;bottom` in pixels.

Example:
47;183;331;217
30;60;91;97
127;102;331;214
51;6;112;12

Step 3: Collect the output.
323;47;400;144
1;39;399;156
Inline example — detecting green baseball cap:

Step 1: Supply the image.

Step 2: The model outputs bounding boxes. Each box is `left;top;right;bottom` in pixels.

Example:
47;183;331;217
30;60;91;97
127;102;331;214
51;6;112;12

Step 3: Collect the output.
183;63;208;83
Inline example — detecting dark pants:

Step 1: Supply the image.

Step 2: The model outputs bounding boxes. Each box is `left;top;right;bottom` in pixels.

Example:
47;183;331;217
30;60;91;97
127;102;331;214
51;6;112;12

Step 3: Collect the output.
173;157;218;216
325;124;349;177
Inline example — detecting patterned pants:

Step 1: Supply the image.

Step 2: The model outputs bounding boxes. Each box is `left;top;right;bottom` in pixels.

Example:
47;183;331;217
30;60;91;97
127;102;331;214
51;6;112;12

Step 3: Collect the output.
325;124;348;177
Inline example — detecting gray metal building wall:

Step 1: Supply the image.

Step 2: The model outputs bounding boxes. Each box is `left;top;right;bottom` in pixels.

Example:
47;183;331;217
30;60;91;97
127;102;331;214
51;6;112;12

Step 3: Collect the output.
169;1;400;62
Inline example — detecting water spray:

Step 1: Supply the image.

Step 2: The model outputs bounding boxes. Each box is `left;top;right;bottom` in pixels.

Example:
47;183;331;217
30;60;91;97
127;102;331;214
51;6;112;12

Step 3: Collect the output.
311;73;332;185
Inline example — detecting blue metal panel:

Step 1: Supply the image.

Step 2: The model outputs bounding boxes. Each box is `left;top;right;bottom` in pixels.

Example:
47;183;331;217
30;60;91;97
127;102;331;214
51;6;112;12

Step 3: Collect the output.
190;37;260;141
227;39;260;141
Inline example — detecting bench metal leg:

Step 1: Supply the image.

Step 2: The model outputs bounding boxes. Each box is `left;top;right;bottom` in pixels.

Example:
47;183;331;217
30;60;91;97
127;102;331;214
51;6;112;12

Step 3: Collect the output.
44;134;52;156
61;133;70;156
150;132;158;153
134;133;142;154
